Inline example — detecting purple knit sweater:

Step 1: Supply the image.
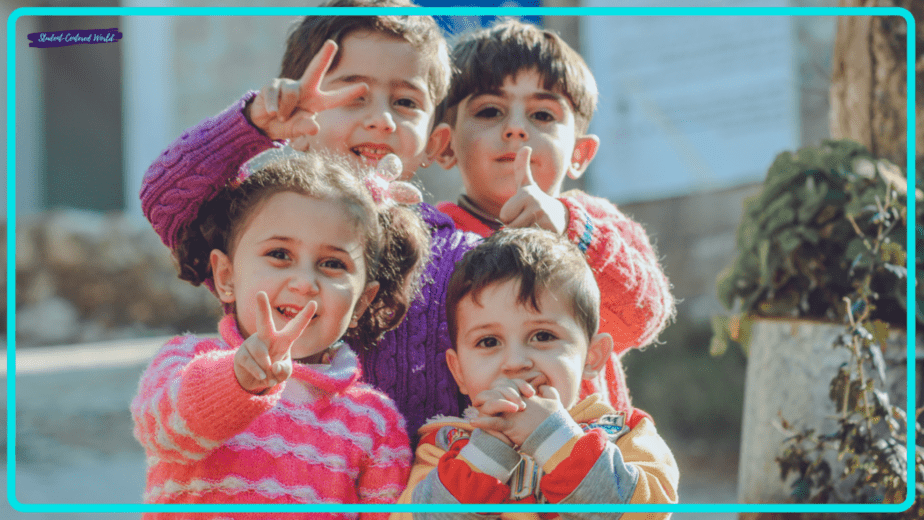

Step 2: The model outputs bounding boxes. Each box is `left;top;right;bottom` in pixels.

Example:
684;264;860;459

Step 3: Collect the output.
140;93;479;443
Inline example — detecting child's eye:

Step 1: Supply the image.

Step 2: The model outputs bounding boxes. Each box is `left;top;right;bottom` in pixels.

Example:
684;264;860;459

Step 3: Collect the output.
532;331;557;343
267;249;291;261
531;110;556;123
474;106;502;119
475;337;500;349
395;98;419;110
320;258;348;271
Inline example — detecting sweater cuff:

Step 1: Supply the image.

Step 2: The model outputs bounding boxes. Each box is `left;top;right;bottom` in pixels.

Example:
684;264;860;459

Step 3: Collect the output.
458;429;521;482
177;351;282;438
519;409;583;469
560;197;594;254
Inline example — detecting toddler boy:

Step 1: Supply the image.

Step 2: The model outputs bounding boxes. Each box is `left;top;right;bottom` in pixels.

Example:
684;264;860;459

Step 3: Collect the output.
396;228;678;516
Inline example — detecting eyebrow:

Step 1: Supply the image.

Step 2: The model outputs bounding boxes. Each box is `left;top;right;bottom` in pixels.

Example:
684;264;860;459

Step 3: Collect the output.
332;74;428;97
260;236;354;256
472;89;567;105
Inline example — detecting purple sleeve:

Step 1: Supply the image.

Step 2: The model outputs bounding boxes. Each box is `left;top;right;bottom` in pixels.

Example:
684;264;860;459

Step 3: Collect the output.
140;92;277;250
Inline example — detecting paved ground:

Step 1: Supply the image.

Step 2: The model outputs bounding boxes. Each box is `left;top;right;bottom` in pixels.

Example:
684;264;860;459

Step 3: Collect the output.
1;338;739;519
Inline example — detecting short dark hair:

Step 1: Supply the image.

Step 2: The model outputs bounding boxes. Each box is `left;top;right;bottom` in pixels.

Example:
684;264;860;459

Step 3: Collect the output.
175;150;430;346
439;18;597;133
445;227;600;348
280;0;450;108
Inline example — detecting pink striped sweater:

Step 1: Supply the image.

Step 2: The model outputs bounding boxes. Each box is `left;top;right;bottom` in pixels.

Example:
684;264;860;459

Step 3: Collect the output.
131;315;411;519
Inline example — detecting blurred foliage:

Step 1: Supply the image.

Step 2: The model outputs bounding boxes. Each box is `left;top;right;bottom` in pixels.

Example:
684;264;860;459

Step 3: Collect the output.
772;176;923;515
712;139;922;356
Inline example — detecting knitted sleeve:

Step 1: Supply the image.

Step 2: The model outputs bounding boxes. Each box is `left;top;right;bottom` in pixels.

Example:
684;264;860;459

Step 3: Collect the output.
355;392;414;519
393;426;516;519
518;410;679;518
560;190;675;354
130;335;283;464
140;91;277;250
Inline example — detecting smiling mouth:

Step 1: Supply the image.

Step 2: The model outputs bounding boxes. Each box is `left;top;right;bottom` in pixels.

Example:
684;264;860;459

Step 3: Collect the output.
277;305;307;320
351;145;394;163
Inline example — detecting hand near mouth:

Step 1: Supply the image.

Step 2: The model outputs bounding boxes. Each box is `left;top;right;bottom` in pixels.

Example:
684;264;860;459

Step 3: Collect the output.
247;39;369;149
470;378;563;447
498;146;568;235
234;291;317;394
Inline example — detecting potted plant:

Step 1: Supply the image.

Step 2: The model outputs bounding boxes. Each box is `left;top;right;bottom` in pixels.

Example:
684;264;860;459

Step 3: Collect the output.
710;138;922;515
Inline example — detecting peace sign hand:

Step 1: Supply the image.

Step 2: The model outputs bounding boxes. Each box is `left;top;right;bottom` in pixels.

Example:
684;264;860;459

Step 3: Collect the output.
233;292;317;394
498;147;569;235
247;39;369;149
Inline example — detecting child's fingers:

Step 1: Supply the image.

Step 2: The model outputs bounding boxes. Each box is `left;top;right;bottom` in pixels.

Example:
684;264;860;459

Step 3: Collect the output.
259;83;278;116
272;301;317;357
537;385;560;401
289;133;313;152
514;146;535;188
470;415;509;432
254;291;277;341
317;82;368;112
513;379;537;398
298;39;338;96
478;398;521;417
276;79;302;120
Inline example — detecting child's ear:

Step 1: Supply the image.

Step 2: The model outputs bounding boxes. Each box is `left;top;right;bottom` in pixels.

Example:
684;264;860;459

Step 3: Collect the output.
444;348;469;395
582;332;614;380
349;281;381;328
568;134;600;180
210;249;236;304
428;123;457;170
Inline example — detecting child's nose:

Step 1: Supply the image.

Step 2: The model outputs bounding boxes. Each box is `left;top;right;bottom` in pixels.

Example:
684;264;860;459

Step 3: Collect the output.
501;344;533;372
288;269;319;294
503;116;528;141
363;98;396;133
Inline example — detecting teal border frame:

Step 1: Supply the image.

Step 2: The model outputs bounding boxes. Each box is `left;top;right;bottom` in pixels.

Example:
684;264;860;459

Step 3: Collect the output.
6;5;917;516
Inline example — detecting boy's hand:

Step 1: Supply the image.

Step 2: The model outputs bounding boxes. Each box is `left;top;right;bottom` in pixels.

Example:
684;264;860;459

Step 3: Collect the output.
246;40;369;149
233;292;316;394
498;147;569;235
471;383;564;448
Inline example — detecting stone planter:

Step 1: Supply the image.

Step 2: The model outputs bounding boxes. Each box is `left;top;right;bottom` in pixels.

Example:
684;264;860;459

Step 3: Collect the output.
737;317;916;507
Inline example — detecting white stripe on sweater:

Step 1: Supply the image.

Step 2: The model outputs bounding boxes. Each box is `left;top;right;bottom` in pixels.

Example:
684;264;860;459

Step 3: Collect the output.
145;475;338;503
226;432;357;478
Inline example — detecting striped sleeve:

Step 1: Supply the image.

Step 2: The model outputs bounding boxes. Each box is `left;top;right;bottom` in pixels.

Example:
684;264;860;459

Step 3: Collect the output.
518;411;678;518
357;391;413;519
130;335;282;464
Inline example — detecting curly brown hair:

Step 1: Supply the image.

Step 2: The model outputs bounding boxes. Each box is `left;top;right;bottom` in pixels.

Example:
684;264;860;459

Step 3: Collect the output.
174;150;430;347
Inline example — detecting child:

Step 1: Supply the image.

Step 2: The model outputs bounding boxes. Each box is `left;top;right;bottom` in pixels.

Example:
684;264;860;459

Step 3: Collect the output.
131;150;430;514
141;0;480;445
396;228;679;517
428;19;675;413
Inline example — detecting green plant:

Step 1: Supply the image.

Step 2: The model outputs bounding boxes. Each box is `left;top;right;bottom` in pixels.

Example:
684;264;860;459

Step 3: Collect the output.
709;139;922;513
712;139;920;359
774;183;923;517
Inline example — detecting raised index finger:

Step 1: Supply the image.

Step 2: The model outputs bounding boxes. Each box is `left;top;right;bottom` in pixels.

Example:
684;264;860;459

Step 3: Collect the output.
514;146;535;188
